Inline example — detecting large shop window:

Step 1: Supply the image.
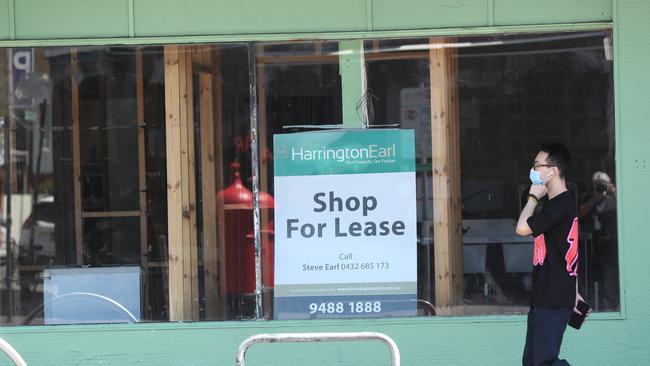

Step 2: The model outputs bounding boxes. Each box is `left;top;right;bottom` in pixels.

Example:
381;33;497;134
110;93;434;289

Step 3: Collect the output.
0;30;617;326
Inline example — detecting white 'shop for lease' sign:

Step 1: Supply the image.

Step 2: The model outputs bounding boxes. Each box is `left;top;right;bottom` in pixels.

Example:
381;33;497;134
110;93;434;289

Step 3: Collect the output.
273;129;417;319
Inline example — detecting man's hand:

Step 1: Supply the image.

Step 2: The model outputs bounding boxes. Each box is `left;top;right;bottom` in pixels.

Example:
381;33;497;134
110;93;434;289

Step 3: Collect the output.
516;184;547;236
574;292;591;316
529;184;548;199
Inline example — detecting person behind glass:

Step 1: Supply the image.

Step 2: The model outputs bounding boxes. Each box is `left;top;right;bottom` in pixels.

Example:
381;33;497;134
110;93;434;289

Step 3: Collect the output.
516;142;589;366
579;171;618;309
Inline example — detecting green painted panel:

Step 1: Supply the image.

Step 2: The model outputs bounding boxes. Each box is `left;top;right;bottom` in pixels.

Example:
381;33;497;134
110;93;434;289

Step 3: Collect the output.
0;316;644;365
615;0;650;323
134;0;367;36
494;0;612;25
0;0;615;41
0;0;9;39
372;0;488;30
14;0;130;39
339;40;365;127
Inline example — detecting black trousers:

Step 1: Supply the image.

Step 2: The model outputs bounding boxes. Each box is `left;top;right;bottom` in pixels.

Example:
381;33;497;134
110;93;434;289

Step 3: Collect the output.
522;307;574;366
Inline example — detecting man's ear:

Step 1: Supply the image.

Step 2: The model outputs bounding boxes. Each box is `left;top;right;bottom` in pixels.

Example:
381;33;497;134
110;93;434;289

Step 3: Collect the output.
547;168;556;177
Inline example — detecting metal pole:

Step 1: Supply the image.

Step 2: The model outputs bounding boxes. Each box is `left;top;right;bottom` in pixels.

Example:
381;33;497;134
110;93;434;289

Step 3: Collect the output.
247;43;263;320
28;101;46;263
236;332;401;366
3;116;14;322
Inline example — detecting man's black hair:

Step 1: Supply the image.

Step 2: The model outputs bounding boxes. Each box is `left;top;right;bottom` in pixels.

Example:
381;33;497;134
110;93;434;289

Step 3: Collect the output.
540;142;572;179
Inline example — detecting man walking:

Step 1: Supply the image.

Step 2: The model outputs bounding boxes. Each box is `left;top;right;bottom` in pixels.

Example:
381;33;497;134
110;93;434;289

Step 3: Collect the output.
516;142;587;366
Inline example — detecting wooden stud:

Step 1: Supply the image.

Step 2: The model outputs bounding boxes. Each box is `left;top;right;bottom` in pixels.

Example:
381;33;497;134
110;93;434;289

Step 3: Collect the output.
365;51;428;62
82;210;141;218
136;48;150;318
163;45;185;321
70;48;84;265
178;47;193;319
185;49;200;320
189;45;224;319
199;70;219;319
449;44;463;302
136;48;149;274
429;37;463;316
164;46;202;320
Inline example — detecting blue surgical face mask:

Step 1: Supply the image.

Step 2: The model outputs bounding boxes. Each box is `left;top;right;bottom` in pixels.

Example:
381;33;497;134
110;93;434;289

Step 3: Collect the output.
529;168;545;185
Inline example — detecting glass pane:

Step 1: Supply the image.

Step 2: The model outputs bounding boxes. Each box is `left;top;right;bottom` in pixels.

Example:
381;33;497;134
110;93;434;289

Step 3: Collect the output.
457;32;617;314
189;42;343;321
365;40;434;316
364;31;618;316
78;48;139;212
0;46;168;325
193;44;257;320
258;41;342;319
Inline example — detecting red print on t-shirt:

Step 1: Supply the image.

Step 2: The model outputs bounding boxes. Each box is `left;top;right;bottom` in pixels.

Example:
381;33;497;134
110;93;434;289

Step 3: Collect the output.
565;217;579;276
533;234;546;266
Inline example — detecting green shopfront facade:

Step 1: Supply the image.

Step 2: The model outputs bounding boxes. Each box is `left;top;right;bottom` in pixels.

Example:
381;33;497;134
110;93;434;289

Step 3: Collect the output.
0;0;648;364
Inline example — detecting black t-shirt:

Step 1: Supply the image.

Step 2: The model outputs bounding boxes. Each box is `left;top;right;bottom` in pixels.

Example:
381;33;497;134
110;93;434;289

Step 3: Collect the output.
527;190;579;308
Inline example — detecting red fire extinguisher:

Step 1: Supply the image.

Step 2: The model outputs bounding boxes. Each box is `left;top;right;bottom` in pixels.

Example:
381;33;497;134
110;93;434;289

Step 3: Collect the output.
217;162;274;317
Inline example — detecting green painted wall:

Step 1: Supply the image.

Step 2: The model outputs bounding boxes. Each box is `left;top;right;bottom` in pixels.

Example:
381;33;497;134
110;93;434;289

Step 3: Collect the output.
134;0;368;36
0;0;10;40
14;0;131;39
0;0;649;365
493;0;612;25
0;0;612;40
339;40;366;126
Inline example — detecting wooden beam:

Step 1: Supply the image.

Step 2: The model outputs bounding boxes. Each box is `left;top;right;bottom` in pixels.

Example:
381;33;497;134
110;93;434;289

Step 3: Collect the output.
192;45;212;68
164;45;185;321
135;47;150;318
136;48;148;271
429;37;463;316
365;51;428;62
81;210;141;218
184;49;200;320
163;46;201;320
70;48;83;265
177;47;194;320
199;70;219;319
449;48;463;303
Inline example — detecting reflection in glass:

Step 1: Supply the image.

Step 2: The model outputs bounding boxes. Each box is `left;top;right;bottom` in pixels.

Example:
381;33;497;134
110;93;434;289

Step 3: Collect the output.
257;41;341;319
0;47;169;325
365;42;435;316
365;31;618;315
